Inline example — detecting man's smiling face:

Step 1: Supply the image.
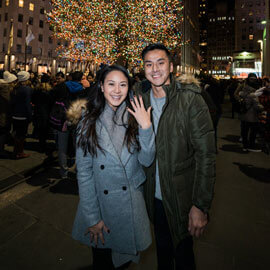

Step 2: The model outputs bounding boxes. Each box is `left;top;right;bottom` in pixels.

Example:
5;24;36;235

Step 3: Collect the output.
143;49;173;88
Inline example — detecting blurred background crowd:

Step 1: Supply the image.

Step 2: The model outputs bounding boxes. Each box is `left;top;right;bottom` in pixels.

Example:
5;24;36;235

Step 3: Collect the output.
0;68;269;180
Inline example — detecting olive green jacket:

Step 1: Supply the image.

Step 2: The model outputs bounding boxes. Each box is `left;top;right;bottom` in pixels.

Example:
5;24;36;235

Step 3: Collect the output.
134;75;216;248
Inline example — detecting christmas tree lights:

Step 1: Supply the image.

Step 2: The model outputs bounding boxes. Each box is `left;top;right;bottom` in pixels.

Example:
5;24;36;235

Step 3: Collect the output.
47;0;184;67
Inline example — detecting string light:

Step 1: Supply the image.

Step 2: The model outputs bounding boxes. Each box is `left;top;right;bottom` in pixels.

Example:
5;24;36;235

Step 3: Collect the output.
47;0;184;67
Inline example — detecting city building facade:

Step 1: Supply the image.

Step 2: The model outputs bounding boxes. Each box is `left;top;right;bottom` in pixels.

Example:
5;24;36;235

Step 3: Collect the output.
233;0;266;77
179;0;200;74
207;1;235;78
0;0;201;75
0;0;75;74
198;0;208;73
235;0;265;52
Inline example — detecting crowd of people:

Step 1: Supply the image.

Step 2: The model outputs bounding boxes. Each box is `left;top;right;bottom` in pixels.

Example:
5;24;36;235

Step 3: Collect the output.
0;69;92;177
226;73;270;153
0;42;269;270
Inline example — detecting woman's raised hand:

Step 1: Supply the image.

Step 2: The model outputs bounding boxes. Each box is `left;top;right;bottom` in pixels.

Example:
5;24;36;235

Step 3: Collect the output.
127;95;152;129
85;220;110;246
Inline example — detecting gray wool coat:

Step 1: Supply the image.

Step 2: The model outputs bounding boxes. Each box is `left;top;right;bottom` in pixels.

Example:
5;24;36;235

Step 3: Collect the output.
72;118;155;255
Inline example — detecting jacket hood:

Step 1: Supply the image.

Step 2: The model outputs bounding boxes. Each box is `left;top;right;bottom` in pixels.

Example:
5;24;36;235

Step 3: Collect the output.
66;99;88;125
176;74;200;88
65;81;84;93
163;74;201;99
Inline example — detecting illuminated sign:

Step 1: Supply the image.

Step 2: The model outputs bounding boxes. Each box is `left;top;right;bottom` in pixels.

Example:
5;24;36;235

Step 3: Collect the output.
233;51;260;60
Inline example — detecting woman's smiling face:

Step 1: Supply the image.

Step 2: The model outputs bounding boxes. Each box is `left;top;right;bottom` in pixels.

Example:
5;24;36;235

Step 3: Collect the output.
101;70;129;111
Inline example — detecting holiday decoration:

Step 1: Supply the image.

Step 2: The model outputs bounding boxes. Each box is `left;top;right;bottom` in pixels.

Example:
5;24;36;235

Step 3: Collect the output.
47;0;184;67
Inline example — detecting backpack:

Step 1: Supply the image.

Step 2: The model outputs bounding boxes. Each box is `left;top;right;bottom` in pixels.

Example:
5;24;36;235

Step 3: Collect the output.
49;101;68;131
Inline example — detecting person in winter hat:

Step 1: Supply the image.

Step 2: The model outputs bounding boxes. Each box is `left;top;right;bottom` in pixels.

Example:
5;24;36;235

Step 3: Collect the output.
0;71;17;157
10;71;32;159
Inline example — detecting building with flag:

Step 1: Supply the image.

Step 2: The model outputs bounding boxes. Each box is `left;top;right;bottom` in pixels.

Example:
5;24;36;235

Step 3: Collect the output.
0;0;73;74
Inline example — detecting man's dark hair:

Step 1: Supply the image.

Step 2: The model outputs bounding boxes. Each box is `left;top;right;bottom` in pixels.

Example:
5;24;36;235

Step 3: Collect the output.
141;43;172;61
71;71;83;82
56;71;65;78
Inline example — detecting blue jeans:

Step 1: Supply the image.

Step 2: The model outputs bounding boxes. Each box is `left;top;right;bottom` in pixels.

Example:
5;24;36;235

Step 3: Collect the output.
55;129;70;178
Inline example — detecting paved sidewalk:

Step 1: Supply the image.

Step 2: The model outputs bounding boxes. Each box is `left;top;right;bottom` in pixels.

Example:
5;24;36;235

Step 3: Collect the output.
0;132;55;193
0;103;269;270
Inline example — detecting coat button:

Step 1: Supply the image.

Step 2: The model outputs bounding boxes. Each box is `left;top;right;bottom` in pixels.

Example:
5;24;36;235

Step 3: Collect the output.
122;186;127;191
100;165;105;170
104;190;108;195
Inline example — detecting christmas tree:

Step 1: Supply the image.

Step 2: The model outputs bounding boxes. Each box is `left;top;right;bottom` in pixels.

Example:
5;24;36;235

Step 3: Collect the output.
47;0;184;67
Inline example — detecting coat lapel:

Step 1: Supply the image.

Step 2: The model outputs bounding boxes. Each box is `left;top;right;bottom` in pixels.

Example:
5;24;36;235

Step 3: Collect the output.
96;120;120;161
120;144;132;167
97;119;133;167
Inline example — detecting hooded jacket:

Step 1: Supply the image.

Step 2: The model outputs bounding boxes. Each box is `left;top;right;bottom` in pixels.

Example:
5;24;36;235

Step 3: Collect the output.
133;74;216;248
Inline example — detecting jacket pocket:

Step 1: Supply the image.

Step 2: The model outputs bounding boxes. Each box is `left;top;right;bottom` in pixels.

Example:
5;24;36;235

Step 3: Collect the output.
172;165;195;218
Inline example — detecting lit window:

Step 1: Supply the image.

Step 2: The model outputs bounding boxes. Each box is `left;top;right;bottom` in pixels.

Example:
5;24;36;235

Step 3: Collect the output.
29;3;34;11
6;0;9;6
249;12;253;16
19;0;24;8
249;35;254;40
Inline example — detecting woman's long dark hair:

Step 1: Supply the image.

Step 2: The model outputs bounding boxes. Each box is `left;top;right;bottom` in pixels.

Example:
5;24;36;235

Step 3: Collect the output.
77;64;139;156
